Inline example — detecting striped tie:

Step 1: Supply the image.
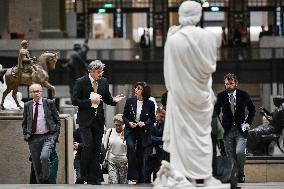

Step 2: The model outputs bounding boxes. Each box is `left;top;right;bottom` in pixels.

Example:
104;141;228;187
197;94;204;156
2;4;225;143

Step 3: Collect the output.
92;81;98;93
229;94;235;115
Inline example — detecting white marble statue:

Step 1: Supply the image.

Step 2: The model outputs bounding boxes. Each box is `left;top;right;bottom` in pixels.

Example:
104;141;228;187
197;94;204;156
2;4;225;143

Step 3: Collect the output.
154;1;225;188
0;64;24;110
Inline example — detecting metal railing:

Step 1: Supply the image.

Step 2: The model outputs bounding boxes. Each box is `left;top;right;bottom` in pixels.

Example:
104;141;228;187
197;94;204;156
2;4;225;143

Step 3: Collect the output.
0;47;284;62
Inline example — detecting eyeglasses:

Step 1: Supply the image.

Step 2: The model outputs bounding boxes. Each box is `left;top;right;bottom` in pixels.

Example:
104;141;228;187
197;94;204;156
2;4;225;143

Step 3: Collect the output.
135;87;143;91
115;124;123;127
31;90;42;93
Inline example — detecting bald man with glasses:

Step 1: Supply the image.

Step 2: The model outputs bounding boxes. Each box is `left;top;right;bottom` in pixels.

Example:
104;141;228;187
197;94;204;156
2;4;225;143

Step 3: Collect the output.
22;84;60;184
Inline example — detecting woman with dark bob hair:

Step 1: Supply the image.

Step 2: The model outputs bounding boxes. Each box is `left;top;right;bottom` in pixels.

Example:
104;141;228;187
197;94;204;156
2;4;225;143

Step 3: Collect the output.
123;81;156;183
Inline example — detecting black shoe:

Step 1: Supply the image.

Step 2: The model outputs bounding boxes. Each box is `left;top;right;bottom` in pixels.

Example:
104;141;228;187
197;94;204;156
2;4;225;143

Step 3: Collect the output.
40;179;50;184
238;173;245;183
88;181;101;185
75;178;84;184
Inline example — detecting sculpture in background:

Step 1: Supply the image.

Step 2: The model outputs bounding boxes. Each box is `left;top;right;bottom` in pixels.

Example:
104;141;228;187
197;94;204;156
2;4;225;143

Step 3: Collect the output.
0;52;59;110
247;116;275;155
12;40;37;78
258;96;284;153
0;64;24;110
62;39;89;96
154;0;223;188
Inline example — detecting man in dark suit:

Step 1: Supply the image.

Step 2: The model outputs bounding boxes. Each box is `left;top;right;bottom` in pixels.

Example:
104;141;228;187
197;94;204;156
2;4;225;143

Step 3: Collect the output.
145;106;169;183
72;60;125;185
22;83;60;184
140;29;150;48
215;73;255;183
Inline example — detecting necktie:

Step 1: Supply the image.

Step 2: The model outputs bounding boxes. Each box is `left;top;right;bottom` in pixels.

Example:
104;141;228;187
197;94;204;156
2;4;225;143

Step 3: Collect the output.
92;81;98;93
32;103;39;133
229;94;235;115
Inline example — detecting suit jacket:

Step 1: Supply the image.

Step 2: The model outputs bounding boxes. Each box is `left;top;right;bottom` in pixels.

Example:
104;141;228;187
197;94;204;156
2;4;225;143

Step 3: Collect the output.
215;89;256;135
72;75;117;130
123;96;156;147
22;98;60;141
150;121;164;146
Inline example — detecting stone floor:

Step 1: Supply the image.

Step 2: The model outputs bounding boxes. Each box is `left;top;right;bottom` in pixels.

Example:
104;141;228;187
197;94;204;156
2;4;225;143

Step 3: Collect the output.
239;182;284;189
0;183;284;189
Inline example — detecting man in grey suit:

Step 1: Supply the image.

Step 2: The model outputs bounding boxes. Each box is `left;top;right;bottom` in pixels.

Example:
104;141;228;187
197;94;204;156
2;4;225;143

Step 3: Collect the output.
22;83;60;184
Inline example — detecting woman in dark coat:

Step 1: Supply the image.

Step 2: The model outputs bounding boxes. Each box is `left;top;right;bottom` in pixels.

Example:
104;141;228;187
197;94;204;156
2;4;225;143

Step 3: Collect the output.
123;81;156;183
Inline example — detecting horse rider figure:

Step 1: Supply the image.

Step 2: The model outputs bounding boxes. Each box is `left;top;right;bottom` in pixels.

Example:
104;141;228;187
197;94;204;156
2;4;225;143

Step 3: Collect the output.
12;40;36;78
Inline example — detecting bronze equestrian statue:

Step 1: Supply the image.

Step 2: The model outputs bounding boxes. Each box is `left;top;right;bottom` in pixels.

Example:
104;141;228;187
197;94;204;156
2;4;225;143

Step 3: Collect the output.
0;51;59;110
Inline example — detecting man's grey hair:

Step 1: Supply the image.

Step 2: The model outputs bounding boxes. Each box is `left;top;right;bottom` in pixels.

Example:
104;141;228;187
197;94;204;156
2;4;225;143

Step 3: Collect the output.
88;60;105;71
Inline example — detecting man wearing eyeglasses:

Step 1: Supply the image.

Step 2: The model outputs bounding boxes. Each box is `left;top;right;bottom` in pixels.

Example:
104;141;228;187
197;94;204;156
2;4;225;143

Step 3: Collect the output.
22;83;60;184
72;60;125;185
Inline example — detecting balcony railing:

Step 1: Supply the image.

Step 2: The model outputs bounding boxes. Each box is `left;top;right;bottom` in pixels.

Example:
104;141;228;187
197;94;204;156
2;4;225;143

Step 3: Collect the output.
0;47;284;62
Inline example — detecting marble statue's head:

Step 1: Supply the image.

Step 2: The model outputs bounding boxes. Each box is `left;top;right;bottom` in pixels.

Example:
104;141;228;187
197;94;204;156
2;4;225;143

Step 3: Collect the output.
21;40;28;47
178;1;202;26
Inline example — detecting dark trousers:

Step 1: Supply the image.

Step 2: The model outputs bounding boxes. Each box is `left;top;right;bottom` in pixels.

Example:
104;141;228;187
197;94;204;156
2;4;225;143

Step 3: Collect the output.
126;133;151;183
145;147;170;183
145;155;159;183
224;126;247;175
30;145;58;184
74;158;84;184
28;134;56;184
211;133;218;177
80;126;103;184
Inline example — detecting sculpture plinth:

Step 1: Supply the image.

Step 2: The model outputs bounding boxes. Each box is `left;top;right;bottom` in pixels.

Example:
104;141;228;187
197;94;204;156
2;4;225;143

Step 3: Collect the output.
0;110;23;117
0;114;74;184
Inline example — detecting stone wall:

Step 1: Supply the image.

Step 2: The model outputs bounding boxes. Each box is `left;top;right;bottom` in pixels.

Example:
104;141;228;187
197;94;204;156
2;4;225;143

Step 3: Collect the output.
0;114;73;184
8;0;41;39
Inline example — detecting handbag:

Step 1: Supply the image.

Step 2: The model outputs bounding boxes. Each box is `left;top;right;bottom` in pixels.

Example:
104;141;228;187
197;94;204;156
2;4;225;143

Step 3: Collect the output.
102;128;112;174
102;161;108;174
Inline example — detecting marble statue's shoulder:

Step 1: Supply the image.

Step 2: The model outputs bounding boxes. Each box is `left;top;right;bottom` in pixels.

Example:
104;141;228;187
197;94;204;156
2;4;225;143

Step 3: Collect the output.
167;25;182;38
19;48;29;54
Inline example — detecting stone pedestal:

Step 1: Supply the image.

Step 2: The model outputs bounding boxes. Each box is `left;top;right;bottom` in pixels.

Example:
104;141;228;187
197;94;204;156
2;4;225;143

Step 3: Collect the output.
190;185;230;189
0;114;74;184
245;157;284;182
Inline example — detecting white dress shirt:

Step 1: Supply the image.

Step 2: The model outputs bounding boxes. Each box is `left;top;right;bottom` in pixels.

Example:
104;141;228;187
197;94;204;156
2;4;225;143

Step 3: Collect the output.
136;100;143;122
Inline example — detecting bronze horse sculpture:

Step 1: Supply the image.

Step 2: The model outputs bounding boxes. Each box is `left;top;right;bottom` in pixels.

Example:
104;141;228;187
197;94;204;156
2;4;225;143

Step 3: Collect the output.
0;52;59;110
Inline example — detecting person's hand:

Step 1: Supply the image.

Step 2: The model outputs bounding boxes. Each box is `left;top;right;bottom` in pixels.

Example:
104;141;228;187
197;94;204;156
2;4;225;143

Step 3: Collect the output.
129;122;137;128
113;94;125;103
24;134;30;142
73;142;79;150
102;159;108;169
137;121;145;127
243;123;250;131
90;95;102;105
